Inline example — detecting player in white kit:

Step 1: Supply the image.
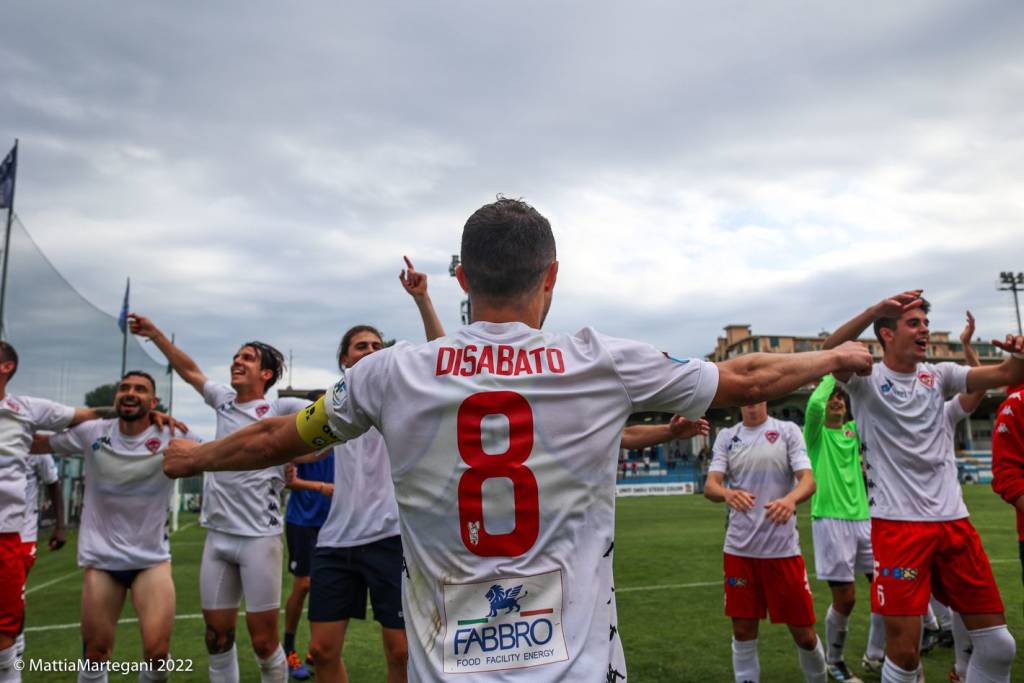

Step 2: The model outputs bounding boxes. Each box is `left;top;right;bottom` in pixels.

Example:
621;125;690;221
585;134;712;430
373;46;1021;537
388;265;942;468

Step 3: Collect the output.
129;316;309;683
705;403;825;683
0;341;119;683
162;198;873;681
14;451;63;658
33;371;198;682
825;292;1024;683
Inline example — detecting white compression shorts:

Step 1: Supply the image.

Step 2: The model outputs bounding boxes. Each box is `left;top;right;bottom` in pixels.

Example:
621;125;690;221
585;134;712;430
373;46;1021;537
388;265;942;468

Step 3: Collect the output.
812;517;874;583
200;529;283;612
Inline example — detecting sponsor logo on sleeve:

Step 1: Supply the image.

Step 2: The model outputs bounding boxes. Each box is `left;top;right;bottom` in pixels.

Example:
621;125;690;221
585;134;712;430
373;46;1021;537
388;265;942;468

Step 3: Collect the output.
443;570;569;674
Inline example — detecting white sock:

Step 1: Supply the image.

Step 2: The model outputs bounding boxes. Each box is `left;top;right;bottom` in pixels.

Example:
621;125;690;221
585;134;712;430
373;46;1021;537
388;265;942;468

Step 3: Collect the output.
732;638;759;683
965;625;1015;683
951;611;972;677
825;606;850;664
256;646;287;683
12;635;23;659
929;596;952;630
138;663;170;682
209;645;240;683
866;612;887;660
797;636;827;683
924;603;939;631
0;644;20;683
881;658;920;683
76;660;109;683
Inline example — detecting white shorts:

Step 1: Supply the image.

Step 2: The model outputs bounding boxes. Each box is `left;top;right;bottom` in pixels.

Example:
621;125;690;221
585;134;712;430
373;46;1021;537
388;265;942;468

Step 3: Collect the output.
812;517;874;583
200;529;282;612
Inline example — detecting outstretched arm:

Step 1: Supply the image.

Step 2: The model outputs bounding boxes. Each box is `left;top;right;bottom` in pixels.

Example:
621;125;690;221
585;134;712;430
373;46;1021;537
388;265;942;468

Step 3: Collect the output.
956;311;986;414
400;256;446;342
163;414;308;477
711;342;872;408
620;416;709;450
128;313;209;394
966;333;1024;393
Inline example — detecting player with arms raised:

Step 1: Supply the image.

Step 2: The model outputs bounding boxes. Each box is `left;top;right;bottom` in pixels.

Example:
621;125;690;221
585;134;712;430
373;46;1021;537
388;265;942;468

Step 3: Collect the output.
824;292;1024;683
162;198;872;681
128;318;309;683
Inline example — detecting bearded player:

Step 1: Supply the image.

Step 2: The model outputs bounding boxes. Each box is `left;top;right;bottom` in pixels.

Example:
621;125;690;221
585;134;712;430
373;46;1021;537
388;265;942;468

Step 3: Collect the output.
161;198;873;681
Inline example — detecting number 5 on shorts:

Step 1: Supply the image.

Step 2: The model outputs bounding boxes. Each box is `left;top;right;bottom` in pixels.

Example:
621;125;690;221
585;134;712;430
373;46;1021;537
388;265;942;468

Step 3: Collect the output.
457;391;540;557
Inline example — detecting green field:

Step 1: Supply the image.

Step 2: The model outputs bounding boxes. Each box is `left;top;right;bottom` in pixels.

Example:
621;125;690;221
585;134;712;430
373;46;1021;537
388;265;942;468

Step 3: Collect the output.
19;486;1024;681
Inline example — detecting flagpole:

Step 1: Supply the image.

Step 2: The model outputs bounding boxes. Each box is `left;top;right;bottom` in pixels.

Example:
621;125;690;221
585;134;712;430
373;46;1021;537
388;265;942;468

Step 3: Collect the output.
120;277;129;377
0;139;18;341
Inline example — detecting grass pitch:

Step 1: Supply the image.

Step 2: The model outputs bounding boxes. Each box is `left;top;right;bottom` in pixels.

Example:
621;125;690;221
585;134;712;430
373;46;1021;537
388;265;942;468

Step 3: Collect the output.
20;486;1023;681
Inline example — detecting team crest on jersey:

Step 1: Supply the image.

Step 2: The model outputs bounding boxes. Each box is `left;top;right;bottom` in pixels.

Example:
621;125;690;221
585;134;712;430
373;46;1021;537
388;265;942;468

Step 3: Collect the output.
917;372;934;389
764;431;780;444
2;398;20;413
843;429;855;438
145;437;161;454
443;570;568;674
255;404;270;418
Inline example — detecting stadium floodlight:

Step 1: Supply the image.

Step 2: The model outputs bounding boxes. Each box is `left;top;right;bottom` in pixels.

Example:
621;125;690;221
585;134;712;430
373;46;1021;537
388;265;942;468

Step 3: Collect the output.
998;271;1024;335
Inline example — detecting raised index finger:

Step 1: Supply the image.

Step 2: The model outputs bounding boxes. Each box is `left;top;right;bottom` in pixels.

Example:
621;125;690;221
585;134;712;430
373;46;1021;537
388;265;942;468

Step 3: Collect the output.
403;255;415;271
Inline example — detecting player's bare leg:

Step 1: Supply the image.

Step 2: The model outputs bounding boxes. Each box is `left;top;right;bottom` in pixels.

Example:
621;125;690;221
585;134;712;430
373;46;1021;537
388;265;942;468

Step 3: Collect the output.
309;620;350;683
882;615;921;681
79;568;128;680
204;608;240;683
244;608;286;682
132;563;175;681
381;627;408;683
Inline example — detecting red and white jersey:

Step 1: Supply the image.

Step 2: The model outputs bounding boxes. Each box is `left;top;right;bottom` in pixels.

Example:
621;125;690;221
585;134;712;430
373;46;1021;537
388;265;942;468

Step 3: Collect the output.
319;322;719;682
201;381;309;537
841;361;970;522
0;394;74;534
709;418;810;558
22;454;59;543
50;419;201;570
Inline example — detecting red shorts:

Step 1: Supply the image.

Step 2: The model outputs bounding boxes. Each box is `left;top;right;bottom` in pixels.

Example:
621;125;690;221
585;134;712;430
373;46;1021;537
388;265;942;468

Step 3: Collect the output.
0;533;26;638
723;553;816;626
21;541;37;575
871;518;1004;616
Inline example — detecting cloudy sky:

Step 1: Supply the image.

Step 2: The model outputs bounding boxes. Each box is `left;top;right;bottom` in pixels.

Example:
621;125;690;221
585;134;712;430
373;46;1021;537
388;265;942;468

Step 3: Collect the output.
2;1;1023;437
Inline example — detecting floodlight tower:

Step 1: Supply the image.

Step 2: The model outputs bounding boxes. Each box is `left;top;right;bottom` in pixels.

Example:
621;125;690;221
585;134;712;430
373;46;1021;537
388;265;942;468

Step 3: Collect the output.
449;254;471;325
998;271;1024;336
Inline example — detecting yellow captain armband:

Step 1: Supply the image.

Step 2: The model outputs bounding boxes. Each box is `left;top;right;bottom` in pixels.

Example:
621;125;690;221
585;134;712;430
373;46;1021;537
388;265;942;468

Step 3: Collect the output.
295;396;343;449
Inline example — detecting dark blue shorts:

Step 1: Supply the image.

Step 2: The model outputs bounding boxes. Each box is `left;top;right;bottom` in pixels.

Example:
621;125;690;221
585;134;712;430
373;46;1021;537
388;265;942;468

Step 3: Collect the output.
309;535;405;629
285;523;320;577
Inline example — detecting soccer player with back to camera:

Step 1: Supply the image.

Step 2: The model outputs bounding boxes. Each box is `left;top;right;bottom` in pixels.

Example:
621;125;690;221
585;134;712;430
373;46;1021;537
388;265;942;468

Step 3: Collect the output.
161;197;873;681
129;316;310;683
33;371;197;683
824;291;1024;683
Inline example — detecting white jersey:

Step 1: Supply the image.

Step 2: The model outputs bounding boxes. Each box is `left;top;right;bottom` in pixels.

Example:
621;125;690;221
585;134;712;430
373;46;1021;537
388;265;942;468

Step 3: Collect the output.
0;394;74;534
943;396;971;435
201;381;309;537
317;428;401;548
841;361;970;522
314;321;719;682
22;454;59;543
709;417;810;558
49;419;201;570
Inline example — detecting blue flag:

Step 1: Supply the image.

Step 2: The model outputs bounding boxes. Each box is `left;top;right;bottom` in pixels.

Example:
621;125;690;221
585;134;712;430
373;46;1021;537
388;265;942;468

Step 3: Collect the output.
117;278;130;334
0;144;15;210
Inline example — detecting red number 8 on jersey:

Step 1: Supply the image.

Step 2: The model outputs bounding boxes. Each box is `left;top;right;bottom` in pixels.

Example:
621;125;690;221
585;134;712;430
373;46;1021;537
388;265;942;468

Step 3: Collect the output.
457;391;540;557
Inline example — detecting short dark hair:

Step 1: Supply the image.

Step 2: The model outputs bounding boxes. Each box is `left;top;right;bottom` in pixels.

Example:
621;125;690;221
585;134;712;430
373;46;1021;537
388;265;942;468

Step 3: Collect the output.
241;341;286;391
873;299;930;349
121;370;157;393
460;197;556;301
337;325;383;371
829;384;849;404
0;341;17;378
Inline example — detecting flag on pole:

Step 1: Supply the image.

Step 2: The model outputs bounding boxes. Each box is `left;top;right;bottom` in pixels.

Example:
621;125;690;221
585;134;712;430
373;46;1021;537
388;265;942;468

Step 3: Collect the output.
117;278;130;333
0;144;15;210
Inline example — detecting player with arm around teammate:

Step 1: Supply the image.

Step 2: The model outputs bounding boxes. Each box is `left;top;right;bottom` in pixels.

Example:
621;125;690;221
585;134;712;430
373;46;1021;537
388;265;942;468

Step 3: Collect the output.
705;403;826;683
33;371;197;682
0;341;116;683
128;318;309;683
161;198;873;682
824;292;1024;683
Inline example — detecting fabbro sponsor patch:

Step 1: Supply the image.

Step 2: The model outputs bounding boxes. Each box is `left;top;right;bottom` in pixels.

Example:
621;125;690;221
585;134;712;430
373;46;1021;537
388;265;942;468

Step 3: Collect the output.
442;569;568;674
